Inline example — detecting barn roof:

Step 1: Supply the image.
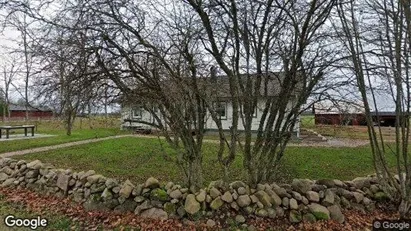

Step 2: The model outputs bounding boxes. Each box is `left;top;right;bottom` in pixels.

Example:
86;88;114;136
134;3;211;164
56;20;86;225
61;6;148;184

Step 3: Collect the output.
9;104;52;112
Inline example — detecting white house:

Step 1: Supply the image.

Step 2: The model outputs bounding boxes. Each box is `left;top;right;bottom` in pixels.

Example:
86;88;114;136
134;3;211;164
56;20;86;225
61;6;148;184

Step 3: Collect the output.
121;73;301;137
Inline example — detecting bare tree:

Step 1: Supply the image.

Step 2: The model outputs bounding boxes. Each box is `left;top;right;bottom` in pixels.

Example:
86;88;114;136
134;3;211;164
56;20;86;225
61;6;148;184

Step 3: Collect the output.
186;0;337;185
4;10;35;120
0;56;21;121
74;0;215;189
336;0;411;217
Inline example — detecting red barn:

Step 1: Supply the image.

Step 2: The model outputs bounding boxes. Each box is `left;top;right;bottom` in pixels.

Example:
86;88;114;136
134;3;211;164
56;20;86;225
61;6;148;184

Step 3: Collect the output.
315;113;367;126
8;105;54;120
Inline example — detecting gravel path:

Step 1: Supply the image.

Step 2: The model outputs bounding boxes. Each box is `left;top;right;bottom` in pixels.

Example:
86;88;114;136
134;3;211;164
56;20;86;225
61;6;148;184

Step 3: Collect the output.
288;137;369;147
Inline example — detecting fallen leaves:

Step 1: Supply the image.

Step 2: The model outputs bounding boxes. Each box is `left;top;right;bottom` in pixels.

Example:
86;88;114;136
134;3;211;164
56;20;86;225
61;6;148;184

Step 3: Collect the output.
0;186;402;230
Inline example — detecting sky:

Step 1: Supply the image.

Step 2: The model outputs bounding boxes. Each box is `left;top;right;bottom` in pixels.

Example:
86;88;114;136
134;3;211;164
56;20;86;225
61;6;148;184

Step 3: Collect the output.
0;2;401;113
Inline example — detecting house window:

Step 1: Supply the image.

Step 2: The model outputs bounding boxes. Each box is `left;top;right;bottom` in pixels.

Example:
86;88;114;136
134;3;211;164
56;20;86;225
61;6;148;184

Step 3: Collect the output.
214;101;227;120
132;106;142;119
241;105;257;118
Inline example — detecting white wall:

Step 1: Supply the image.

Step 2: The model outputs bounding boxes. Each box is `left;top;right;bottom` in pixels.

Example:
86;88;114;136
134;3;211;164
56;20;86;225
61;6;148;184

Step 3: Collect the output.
121;100;300;137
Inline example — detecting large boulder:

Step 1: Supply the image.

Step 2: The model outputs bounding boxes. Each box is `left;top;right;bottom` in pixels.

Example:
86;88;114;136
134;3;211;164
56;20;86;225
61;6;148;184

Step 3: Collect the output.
1;166;13;175
303;213;317;223
352;177;371;189
144;177;160;189
114;200;138;213
308;203;330;220
316;179;336;188
291;191;302;201
322;189;335;206
254;191;272;207
306;191;320;202
56;173;70;192
119;180;134;199
87;174;104;184
209;187;221;199
0;173;8;182
292;179;313;194
196;189;206;202
2;178;15;187
272;187;288;198
210;197;224;210
230;181;247;189
26;160;43;170
328;205;345;223
221;191;233;203
266;189;282;206
237;195;251;207
135;200;153;215
141;208;168;220
184;194;200;215
169;189;182;199
353;192;364;203
289;210;302;223
255;208;268;217
289;198;298;210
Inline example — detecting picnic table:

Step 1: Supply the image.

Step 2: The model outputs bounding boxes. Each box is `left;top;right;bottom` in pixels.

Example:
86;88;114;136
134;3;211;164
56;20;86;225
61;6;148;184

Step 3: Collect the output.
0;125;35;139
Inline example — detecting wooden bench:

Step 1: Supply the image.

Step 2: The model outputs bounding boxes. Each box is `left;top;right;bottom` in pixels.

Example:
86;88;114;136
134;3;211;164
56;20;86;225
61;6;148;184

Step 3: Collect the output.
0;125;35;139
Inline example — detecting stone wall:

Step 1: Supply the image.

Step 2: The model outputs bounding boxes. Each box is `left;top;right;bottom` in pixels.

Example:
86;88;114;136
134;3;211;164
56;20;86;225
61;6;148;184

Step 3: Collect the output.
0;158;391;224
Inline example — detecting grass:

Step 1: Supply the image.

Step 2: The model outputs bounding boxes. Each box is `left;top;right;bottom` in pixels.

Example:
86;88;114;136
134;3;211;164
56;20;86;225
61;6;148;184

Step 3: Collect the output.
0;117;131;153
300;115;315;128
15;136;398;186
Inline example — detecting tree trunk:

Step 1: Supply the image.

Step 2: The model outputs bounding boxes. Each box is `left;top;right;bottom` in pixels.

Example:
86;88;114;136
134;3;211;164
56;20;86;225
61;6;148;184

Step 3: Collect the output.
65;109;74;136
399;199;411;218
66;119;73;136
186;150;203;191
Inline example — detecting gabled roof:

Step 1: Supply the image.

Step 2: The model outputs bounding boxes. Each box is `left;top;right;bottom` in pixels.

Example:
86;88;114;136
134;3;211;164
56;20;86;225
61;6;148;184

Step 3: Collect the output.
121;71;302;105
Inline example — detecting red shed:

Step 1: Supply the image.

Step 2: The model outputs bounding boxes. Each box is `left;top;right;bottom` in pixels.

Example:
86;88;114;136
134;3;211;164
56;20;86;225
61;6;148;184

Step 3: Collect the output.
8;104;54;120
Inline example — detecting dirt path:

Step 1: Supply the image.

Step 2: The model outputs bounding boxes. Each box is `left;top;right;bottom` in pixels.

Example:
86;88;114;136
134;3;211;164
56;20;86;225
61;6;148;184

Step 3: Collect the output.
0;135;135;158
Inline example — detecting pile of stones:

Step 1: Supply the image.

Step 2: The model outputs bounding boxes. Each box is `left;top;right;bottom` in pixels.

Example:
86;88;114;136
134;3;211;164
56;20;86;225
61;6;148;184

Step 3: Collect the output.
0;158;392;224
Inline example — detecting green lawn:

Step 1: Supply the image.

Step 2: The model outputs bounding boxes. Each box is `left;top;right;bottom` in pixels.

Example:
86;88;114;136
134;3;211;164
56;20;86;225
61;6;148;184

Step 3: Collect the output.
0;117;131;153
300;114;315;128
15;136;397;186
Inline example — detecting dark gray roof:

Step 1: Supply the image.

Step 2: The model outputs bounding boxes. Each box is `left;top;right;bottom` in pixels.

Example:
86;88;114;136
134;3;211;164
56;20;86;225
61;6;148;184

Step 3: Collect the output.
370;111;397;116
201;72;302;98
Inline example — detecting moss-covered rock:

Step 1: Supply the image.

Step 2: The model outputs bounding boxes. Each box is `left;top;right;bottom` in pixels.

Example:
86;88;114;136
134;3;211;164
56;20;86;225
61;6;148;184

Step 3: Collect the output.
374;191;390;201
308;203;330;220
289;210;302;223
255;208;268;217
303;213;317;223
150;188;169;201
185;194;200;215
164;202;177;215
210;197;224;210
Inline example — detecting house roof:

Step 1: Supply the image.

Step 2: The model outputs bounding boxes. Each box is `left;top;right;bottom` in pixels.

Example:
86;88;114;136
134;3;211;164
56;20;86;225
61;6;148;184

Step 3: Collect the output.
197;71;303;99
121;71;303;106
314;100;365;114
